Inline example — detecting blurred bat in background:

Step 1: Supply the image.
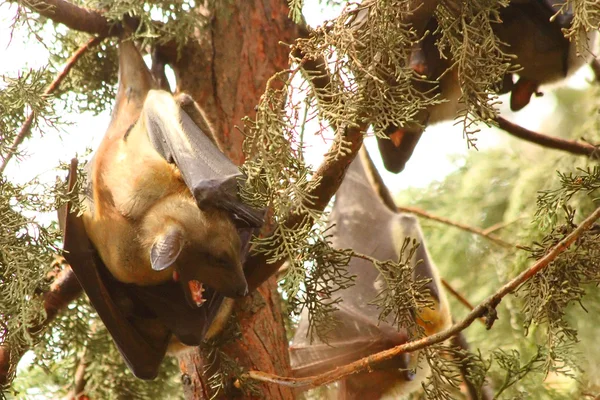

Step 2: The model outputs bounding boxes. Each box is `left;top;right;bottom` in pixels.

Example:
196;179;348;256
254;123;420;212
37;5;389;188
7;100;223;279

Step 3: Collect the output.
60;39;263;379
494;0;597;111
375;0;598;173
289;147;452;399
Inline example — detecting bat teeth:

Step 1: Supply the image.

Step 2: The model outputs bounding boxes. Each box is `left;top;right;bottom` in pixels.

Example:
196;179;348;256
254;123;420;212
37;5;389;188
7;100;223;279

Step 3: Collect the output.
188;279;205;307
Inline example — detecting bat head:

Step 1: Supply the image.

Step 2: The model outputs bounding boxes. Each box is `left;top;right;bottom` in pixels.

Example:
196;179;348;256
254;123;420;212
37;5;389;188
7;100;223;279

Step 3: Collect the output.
141;193;248;305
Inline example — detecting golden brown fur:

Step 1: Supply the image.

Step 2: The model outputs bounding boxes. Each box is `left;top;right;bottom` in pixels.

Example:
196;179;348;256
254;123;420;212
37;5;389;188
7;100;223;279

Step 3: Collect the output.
82;91;242;290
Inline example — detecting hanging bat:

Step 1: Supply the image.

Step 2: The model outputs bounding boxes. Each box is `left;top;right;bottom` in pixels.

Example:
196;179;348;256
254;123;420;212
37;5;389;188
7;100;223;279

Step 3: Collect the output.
376;16;461;174
376;0;598;173
494;0;598;111
289;147;452;399
60;39;264;379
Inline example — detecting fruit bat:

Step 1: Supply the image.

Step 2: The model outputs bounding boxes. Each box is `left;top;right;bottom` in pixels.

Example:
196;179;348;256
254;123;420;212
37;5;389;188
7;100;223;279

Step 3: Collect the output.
60;39;263;379
376;16;461;174
289;147;452;399
494;0;597;111
376;0;598;173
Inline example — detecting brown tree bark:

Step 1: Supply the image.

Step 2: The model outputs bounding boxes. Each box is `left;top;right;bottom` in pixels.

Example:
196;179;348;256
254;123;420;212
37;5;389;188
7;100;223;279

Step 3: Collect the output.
169;1;300;398
169;0;300;163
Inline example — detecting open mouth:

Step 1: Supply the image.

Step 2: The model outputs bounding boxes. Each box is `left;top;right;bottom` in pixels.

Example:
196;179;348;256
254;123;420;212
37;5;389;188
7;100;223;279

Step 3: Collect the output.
188;280;206;306
173;270;206;307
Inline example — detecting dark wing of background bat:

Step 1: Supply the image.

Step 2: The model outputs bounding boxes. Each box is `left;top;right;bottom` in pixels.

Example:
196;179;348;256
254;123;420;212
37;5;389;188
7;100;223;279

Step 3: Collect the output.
289;147;450;397
61;40;262;379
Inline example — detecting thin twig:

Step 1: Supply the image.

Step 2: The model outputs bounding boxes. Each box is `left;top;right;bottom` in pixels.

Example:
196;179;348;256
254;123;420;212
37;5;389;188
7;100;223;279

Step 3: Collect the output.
496;117;599;159
441;279;475;312
358;146;516;250
242;206;600;389
397;206;516;249
441;278;486;326
20;0;117;37
0;36;103;175
482;217;523;235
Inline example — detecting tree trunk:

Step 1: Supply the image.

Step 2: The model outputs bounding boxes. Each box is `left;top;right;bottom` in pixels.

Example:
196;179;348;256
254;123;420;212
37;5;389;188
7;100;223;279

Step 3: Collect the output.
171;1;299;398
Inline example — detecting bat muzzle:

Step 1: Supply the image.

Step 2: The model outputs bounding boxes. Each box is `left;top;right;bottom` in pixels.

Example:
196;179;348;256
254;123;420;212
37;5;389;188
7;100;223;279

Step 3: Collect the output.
177;264;248;307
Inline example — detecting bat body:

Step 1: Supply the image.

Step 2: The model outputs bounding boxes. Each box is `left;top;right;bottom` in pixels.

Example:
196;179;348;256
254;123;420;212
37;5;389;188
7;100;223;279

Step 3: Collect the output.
376;0;598;173
61;40;263;379
289;148;451;399
84;90;249;298
376;18;462;174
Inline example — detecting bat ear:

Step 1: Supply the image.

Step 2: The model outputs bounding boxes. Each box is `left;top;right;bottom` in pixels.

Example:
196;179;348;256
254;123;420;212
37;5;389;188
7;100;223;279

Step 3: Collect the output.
150;225;184;271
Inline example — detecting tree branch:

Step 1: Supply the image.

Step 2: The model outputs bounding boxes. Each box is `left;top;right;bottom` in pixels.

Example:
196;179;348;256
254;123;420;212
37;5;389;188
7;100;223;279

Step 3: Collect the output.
245;23;366;290
496;117;599;159
245;124;365;291
397;205;516;249
0;265;82;385
241;205;600;389
1;39;99;381
441;278;486;326
19;0;118;37
61;349;88;400
0;35;103;175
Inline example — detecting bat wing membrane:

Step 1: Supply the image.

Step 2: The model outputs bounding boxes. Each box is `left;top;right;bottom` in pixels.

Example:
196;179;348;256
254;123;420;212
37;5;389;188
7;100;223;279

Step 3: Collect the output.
142;90;264;228
62;160;168;379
